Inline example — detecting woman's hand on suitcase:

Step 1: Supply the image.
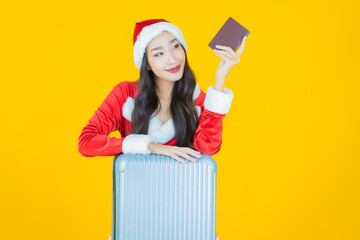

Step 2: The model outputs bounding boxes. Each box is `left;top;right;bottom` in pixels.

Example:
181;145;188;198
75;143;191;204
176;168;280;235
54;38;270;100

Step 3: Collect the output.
147;142;202;163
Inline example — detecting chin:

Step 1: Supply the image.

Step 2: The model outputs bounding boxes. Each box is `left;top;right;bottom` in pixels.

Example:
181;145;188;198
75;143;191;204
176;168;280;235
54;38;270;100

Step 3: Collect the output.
164;71;184;81
173;72;184;81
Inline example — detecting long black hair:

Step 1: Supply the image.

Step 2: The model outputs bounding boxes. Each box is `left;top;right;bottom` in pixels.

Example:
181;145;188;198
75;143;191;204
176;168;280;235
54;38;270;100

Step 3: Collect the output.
130;44;199;148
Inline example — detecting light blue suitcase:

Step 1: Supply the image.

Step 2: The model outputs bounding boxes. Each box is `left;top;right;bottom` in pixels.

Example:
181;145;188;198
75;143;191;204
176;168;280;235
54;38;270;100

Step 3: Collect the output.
109;153;218;240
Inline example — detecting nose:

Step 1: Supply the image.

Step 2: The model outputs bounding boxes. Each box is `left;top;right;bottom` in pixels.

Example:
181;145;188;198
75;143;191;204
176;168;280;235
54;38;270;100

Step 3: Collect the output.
167;50;177;64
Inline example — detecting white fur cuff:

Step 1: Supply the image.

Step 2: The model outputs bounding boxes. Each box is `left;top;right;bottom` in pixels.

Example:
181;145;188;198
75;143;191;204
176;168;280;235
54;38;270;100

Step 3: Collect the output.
122;134;158;154
204;85;234;114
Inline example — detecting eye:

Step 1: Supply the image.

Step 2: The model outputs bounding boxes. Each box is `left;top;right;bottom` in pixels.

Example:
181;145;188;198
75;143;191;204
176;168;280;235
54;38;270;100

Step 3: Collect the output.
154;44;180;57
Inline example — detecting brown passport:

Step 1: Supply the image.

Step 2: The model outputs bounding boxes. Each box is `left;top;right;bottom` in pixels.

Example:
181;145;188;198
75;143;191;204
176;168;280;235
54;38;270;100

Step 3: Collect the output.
208;17;250;52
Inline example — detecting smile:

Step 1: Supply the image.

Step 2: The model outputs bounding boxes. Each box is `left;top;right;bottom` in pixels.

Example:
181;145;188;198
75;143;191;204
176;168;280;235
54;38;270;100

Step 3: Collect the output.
166;64;181;73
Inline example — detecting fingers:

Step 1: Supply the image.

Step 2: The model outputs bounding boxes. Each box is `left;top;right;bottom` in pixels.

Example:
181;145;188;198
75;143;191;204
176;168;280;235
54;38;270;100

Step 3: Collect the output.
214;45;241;64
236;47;244;57
214;50;239;65
174;149;197;162
214;45;237;60
168;147;202;164
215;36;247;59
169;152;186;164
182;147;202;158
214;50;234;64
241;36;247;44
236;37;246;57
214;50;234;62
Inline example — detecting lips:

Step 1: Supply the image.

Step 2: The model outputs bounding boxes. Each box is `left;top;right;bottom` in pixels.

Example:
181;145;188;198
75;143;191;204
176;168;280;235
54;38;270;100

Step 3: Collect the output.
166;64;181;73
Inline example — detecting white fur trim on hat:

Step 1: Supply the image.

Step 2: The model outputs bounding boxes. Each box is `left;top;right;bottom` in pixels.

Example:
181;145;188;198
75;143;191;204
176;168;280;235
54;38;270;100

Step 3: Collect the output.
122;134;159;154
204;85;233;114
133;22;187;70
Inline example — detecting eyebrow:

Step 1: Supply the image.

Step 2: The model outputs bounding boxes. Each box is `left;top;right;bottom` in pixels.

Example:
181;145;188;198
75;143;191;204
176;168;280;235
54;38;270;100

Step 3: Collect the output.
151;38;178;52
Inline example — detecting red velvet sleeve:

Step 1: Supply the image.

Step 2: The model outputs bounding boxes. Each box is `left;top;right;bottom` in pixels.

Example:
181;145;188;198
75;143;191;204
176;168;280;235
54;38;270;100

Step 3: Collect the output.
78;82;128;157
193;86;233;156
193;109;226;156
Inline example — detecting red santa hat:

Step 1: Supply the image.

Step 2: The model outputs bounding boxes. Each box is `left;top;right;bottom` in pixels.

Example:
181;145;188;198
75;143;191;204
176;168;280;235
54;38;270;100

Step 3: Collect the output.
133;19;187;70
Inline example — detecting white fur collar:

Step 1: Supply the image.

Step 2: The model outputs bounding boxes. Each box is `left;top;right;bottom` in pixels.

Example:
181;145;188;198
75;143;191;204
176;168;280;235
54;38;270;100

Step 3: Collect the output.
148;115;175;144
193;83;201;100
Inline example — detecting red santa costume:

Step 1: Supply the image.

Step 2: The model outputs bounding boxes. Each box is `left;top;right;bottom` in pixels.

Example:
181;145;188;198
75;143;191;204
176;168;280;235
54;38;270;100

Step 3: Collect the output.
78;19;230;240
78;80;233;157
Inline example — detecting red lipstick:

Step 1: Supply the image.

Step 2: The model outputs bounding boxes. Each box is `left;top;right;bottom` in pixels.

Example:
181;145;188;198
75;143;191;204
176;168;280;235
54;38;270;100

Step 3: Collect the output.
166;64;181;73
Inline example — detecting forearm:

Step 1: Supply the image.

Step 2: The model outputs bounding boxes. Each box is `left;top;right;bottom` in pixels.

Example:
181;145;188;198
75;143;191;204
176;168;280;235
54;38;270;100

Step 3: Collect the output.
194;82;234;155
214;74;226;92
78;133;124;157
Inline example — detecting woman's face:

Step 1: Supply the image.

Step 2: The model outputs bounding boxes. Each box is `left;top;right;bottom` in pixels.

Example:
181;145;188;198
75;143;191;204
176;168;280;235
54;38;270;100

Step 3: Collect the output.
145;31;186;83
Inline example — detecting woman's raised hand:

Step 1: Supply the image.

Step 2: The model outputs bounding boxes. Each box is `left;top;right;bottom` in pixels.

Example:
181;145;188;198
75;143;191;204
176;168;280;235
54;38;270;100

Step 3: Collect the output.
147;142;202;164
213;36;247;79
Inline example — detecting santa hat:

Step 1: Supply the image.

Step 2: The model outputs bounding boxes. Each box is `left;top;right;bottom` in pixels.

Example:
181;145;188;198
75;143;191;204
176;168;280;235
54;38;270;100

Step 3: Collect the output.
133;19;187;70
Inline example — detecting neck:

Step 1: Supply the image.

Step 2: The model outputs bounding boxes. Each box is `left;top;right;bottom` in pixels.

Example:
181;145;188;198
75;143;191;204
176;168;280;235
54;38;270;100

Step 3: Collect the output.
154;78;174;102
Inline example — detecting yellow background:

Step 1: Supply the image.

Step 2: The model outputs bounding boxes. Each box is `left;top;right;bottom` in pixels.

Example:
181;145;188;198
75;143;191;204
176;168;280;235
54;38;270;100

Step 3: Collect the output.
1;0;359;239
